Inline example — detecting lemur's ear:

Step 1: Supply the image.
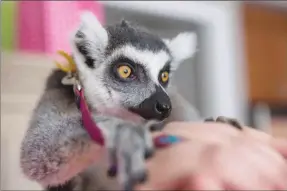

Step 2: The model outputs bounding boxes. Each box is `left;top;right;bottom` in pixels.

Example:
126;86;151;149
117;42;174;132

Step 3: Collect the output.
70;11;108;68
165;32;197;69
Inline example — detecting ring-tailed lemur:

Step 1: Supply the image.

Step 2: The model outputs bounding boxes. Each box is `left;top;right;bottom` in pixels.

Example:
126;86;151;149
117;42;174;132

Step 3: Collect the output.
20;11;242;191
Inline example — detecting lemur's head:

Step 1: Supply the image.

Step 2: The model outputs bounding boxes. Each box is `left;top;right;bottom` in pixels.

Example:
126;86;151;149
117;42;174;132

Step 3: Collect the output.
71;11;197;122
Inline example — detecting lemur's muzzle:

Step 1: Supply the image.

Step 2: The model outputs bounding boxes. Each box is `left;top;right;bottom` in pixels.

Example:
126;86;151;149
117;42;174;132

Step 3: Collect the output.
129;86;172;121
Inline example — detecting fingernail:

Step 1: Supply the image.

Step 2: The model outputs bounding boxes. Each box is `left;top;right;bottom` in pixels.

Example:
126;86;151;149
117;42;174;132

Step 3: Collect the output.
160;135;182;144
154;135;183;148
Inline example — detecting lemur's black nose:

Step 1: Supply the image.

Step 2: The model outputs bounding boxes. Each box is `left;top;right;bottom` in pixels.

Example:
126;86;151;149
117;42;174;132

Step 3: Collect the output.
155;102;171;118
129;86;172;121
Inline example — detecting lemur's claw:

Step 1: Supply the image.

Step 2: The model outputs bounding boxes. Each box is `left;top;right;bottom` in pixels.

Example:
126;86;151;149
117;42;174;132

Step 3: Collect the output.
204;117;215;122
149;121;165;132
124;171;147;191
137;171;148;183
144;148;154;159
204;116;243;130
107;165;117;177
106;122;154;190
124;182;134;191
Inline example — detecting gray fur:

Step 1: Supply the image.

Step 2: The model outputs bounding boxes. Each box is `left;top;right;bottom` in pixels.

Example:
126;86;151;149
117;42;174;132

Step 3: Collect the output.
20;11;205;191
105;20;171;56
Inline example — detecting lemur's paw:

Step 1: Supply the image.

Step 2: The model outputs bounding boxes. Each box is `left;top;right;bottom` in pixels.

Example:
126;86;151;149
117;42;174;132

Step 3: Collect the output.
106;122;155;191
204;116;243;130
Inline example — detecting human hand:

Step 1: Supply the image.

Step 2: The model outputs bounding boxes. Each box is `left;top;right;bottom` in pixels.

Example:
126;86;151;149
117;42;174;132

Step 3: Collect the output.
136;122;287;190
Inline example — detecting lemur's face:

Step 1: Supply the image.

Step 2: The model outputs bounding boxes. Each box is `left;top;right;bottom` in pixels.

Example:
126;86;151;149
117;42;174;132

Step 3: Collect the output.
71;12;197;122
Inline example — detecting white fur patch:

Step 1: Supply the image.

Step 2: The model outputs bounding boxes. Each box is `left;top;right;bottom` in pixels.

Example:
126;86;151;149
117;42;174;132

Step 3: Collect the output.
107;45;171;85
79;11;108;47
69;11;113;110
70;31;112;110
70;11;108;66
165;32;197;69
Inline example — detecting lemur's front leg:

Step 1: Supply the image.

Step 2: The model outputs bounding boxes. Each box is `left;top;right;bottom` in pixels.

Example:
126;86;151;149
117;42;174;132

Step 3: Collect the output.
20;113;98;187
92;116;155;191
21;112;155;191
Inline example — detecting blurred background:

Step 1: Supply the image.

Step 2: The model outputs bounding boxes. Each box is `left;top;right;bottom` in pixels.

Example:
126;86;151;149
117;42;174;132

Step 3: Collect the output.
1;1;287;190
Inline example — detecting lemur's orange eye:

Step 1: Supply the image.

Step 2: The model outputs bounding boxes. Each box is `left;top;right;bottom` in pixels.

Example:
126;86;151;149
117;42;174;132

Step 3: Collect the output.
117;65;132;79
161;71;169;83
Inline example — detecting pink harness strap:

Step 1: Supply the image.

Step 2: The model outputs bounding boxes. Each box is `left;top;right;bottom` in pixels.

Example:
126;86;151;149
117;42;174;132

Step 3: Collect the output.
74;86;105;146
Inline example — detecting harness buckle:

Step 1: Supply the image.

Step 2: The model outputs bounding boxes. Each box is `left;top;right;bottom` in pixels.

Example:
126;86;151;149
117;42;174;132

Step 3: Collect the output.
74;80;82;110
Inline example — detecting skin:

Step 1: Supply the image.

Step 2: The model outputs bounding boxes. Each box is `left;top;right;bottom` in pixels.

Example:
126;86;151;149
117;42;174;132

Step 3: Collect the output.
135;122;287;190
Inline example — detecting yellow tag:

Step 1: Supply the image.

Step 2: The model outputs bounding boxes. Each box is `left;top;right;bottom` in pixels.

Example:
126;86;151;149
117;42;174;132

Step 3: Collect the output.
55;50;77;73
